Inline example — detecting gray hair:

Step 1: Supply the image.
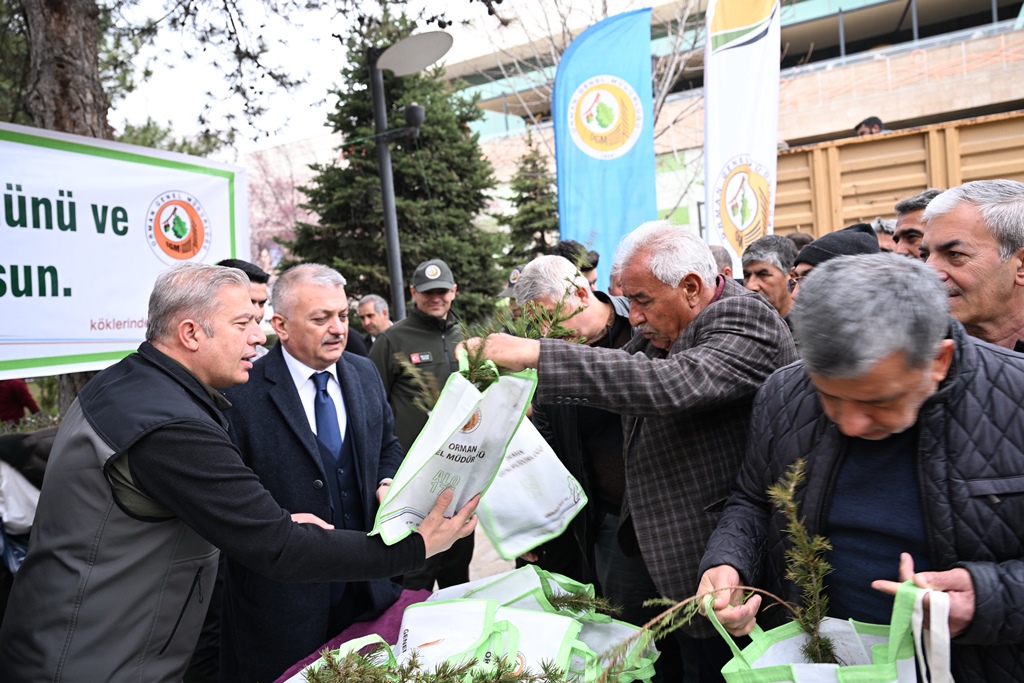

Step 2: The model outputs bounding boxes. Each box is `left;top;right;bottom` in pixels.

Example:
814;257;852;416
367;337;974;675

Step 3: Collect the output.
894;188;942;216
272;264;347;317
708;245;733;273
924;180;1024;260
741;234;797;274
146;263;249;343
358;293;389;314
791;253;949;378
612;221;717;288
871;217;896;235
514;255;589;307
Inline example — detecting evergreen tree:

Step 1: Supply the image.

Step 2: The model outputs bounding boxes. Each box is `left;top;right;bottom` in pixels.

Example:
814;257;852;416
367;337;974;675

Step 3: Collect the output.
496;133;559;264
289;12;505;324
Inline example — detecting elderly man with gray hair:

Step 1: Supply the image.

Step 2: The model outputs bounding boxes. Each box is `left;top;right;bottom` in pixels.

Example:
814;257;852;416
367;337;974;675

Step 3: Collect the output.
700;253;1024;681
512;255;684;670
920;179;1024;350
468;220;797;679
742;234;798;319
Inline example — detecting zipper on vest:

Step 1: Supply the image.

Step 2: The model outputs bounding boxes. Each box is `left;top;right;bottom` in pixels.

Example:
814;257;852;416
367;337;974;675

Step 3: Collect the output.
441;331;454;373
158;566;204;656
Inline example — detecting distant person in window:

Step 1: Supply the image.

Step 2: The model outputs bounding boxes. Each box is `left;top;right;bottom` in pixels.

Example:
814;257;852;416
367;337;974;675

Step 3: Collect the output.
854;116;889;137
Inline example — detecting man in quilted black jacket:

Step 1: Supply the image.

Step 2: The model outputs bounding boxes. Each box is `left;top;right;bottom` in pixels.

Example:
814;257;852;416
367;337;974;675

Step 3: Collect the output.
699;253;1024;681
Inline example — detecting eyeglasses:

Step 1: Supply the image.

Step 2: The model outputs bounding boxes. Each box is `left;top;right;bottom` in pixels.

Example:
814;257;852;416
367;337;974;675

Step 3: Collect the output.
788;273;808;292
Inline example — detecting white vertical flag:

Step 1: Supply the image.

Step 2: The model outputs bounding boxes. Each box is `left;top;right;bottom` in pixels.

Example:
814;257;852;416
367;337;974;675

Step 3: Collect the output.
703;0;781;272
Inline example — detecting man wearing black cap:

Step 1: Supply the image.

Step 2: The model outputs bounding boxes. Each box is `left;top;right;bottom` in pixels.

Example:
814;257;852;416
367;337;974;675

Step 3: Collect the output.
790;223;880;299
370;259;460;452
369;259;473;590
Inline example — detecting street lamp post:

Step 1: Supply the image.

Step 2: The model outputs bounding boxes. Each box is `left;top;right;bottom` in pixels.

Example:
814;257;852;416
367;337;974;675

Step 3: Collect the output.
366;31;452;321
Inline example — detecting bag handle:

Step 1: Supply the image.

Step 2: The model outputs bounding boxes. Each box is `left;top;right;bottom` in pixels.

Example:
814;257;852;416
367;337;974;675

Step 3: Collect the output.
481;618;520;671
702;594;765;667
311;634;396;674
882;580;930;665
912;588;952;683
458;350;500;385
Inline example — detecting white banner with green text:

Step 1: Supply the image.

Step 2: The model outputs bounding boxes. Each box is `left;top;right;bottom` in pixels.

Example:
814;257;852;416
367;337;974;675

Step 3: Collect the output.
0;122;249;379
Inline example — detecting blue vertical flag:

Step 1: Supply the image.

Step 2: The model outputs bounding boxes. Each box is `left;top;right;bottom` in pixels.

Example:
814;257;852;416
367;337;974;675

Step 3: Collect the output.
554;9;657;290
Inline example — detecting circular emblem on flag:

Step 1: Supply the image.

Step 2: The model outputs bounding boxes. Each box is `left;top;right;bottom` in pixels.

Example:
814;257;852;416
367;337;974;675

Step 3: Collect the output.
712;155;772;256
145;191;211;265
424;264;442;280
568;75;644;160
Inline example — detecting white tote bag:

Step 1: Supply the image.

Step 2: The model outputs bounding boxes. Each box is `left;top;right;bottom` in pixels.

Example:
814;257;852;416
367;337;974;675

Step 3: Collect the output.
373;368;536;544
477;418;588;560
396;599;499;669
705;581;952;683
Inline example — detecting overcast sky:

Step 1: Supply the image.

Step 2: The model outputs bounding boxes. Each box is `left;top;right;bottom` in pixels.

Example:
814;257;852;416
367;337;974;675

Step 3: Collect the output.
108;0;654;159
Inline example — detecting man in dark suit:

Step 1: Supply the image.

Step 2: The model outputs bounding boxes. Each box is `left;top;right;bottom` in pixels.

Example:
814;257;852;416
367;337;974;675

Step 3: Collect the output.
220;263;406;683
469;221;798;682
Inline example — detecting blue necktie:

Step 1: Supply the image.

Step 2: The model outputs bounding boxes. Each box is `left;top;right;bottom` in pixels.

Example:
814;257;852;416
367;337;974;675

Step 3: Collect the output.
312;372;342;458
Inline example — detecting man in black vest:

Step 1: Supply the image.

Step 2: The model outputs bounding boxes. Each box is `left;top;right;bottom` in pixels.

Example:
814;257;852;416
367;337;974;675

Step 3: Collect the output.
220;263;409;683
0;263;476;683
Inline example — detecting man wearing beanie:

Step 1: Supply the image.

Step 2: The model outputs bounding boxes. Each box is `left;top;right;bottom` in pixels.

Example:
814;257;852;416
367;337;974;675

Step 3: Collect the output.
790;223;880;299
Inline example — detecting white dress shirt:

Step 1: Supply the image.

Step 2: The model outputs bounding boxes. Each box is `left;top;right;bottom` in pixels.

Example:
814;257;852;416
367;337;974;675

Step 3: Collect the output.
279;346;348;440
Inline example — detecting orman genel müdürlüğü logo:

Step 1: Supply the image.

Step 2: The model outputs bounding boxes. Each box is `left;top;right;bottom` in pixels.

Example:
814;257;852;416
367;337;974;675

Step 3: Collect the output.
568;75;644;160
460;408;482;434
713;155;771;255
146;191;211;264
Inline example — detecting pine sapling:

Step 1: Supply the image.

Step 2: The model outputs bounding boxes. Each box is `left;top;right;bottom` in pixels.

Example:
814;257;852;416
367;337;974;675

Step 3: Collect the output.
766;458;836;664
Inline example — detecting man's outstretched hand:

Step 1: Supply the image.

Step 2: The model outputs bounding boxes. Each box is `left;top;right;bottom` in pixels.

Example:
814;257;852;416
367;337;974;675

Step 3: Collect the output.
416;488;480;558
460;334;541;373
872;552;975;637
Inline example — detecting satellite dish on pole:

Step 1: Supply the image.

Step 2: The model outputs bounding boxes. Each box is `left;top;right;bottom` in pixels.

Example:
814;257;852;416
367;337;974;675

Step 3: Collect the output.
377;31;454;76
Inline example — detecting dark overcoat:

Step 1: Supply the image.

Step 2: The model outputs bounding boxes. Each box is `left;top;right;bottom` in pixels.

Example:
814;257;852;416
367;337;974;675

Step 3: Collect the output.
220;344;404;683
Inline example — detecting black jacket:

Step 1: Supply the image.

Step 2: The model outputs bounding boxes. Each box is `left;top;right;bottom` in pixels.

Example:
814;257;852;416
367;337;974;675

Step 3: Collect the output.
369;307;461;451
700;322;1024;681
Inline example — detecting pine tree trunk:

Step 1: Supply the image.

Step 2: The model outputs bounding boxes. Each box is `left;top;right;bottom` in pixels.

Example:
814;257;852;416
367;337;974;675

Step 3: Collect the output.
21;0;111;413
57;372;95;415
20;0;111;138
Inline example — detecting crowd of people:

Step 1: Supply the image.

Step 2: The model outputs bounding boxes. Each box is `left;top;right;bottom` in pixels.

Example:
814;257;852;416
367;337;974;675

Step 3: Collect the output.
2;178;1024;683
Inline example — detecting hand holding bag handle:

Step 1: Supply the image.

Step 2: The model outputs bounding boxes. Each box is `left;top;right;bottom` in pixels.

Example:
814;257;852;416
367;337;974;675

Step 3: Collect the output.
703;593;766;668
702;583;924;671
